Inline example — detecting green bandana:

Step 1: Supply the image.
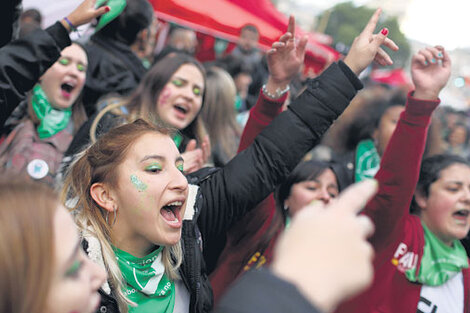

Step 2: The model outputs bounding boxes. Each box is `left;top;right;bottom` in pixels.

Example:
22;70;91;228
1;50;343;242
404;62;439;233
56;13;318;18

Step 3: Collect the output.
405;223;468;286
173;133;183;149
355;139;380;182
94;0;127;33
114;247;175;313
32;84;72;139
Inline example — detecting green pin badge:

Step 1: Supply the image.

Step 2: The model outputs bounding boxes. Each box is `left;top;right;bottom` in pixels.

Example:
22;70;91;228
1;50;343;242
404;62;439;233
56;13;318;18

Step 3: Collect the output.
94;0;127;33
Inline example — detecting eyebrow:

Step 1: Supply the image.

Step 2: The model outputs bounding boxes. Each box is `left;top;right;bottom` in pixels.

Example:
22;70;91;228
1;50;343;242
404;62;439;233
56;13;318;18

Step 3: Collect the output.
141;155;164;163
141;155;184;163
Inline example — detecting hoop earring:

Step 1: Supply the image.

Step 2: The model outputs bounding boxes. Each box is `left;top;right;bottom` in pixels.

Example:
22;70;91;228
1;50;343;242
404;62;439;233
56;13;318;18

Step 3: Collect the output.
105;208;117;226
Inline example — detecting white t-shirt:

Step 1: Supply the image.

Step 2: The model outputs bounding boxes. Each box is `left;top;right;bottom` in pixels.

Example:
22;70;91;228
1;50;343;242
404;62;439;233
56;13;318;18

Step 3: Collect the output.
418;272;464;313
173;280;190;313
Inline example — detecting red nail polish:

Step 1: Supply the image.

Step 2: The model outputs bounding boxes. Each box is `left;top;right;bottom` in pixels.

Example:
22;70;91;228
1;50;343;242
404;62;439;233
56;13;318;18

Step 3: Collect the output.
105;6;111;12
381;28;388;36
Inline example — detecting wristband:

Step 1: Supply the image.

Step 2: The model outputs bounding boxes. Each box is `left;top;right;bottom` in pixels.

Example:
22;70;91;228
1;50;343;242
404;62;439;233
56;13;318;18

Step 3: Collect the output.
63;17;78;32
262;83;290;100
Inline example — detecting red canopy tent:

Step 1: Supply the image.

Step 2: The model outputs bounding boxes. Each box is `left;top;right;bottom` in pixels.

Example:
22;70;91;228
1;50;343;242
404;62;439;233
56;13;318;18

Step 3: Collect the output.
150;0;340;74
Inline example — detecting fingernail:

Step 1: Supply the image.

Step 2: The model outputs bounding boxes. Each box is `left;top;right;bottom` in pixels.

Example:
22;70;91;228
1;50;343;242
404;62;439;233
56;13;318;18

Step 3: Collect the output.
381;28;388;36
438;52;443;58
424;61;428;66
431;58;436;64
105;6;111;12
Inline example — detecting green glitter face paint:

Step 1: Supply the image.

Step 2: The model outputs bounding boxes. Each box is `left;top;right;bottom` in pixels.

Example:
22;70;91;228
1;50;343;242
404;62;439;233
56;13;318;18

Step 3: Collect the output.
65;260;82;277
130;174;148;192
177;163;184;173
145;163;162;173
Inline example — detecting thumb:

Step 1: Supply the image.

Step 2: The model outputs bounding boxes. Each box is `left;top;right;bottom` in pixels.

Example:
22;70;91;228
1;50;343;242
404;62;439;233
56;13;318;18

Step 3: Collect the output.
372;28;388;48
185;139;197;152
296;35;308;60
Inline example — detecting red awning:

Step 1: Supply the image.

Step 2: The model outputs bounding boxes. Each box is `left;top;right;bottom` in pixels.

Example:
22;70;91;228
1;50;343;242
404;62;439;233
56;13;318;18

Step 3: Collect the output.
150;0;340;73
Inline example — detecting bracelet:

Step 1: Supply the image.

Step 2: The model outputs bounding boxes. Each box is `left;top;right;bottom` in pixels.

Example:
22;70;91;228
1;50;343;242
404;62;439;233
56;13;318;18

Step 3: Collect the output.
262;83;290;100
63;17;78;32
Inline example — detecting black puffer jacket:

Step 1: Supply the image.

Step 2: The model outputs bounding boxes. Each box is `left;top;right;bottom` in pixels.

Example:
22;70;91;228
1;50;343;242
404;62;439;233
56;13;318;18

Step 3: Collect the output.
90;61;363;313
0;22;70;131
0;0;22;49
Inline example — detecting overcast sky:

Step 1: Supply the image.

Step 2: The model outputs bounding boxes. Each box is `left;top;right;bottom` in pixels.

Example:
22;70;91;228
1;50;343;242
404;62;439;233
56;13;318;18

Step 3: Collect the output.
295;0;470;50
23;0;470;50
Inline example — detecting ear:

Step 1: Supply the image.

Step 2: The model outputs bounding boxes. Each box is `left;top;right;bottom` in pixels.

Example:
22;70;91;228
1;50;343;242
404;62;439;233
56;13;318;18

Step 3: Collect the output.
414;189;428;211
90;182;116;213
372;128;378;143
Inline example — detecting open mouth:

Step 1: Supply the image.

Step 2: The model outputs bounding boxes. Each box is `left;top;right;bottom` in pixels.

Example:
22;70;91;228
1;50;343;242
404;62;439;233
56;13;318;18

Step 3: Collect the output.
160;200;183;226
174;104;188;115
453;209;470;223
60;82;76;99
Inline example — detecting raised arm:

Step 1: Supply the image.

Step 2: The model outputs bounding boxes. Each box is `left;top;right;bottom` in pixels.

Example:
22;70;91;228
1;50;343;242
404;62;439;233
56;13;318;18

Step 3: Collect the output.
364;46;451;249
0;0;108;128
198;9;398;267
238;15;307;151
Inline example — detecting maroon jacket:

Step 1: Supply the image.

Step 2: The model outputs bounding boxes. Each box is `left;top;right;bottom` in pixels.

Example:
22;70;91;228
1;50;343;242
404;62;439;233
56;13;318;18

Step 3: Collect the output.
336;93;470;313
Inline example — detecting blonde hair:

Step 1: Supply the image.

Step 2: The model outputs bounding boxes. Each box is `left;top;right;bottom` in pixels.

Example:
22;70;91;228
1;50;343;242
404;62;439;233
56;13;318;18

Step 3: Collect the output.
62;119;183;312
0;180;57;313
201;67;241;162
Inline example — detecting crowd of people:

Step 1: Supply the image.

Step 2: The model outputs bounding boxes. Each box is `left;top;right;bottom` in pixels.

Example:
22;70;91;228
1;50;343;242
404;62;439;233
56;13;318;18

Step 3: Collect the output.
1;1;470;313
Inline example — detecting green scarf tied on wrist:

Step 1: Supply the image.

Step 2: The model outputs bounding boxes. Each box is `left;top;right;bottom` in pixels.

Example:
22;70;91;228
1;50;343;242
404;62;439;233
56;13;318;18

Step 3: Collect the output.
405;222;468;286
355;139;380;182
114;246;175;313
32;84;72;139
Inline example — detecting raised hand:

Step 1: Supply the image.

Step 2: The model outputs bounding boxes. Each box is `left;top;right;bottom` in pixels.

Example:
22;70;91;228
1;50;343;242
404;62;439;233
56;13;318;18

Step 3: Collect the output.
343;8;399;75
65;0;110;30
182;139;207;174
266;15;308;90
411;46;451;100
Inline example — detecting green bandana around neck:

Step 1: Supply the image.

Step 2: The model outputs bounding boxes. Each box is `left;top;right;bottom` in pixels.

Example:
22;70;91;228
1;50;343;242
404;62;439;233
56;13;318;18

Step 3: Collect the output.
405;222;468;286
114;246;175;313
355;139;380;182
32;84;71;139
173;133;183;149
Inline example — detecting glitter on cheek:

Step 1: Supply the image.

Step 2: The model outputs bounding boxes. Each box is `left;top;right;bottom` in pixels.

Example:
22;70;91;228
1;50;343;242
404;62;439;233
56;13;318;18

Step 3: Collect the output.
158;86;172;107
130;174;148;192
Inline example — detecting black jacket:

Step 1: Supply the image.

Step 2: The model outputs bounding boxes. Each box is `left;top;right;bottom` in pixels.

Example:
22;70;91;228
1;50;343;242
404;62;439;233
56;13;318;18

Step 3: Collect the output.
81;33;147;116
0;22;70;130
0;0;22;49
92;61;362;313
215;268;322;313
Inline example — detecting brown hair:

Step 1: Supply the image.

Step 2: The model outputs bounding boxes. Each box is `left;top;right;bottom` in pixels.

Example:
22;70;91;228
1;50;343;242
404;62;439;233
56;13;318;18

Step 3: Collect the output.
90;53;207;147
62;119;183;312
0;180;57;313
